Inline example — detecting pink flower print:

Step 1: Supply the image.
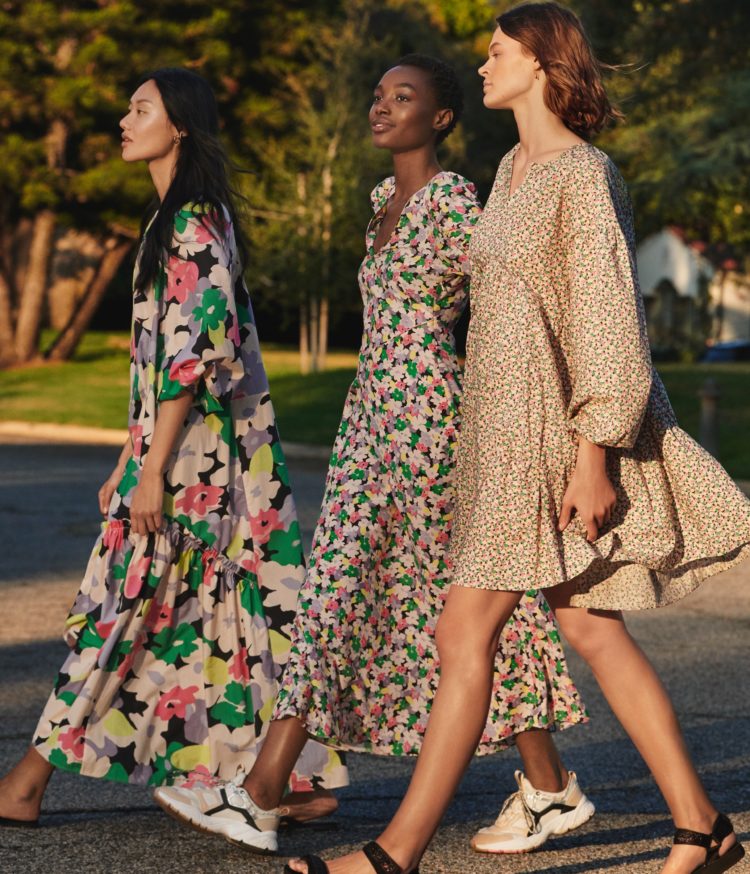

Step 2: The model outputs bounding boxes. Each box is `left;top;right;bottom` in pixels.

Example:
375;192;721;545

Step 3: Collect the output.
155;685;199;721
59;726;86;760
169;356;201;387
129;424;144;460
201;547;219;586
167;257;199;303
124;555;152;599
145;599;174;634
227;317;240;347
102;520;125;551
229;647;250;682
289;776;314;793
175;484;223;517
193;221;216;245
95;620;115;640
250;507;280;545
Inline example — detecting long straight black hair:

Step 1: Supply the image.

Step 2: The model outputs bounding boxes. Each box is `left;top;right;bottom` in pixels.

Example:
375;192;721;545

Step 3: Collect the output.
134;67;248;293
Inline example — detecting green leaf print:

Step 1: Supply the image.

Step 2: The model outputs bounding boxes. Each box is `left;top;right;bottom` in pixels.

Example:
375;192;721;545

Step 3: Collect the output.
117;456;138;498
239;576;264;618
271;440;291;487
105;639;133;672
192;286;227;332
79;620;105;651
265;521;304;566
105;762;130;784
48;748;81;774
151;623;199;664
209;681;254;728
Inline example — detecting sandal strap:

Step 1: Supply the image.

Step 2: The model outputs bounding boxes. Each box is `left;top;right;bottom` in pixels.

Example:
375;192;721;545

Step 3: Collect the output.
362;841;403;874
674;827;712;849
712;813;734;844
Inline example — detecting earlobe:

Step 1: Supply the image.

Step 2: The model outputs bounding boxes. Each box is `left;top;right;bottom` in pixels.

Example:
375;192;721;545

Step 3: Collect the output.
434;108;453;132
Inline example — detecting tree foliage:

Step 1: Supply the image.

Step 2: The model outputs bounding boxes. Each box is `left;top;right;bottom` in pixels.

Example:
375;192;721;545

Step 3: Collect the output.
0;0;747;369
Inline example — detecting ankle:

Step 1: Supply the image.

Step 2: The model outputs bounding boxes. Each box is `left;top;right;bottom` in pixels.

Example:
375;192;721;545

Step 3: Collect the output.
241;776;280;811
523;768;567;795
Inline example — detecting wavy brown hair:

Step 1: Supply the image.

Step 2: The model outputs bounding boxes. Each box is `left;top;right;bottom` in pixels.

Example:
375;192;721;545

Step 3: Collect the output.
497;2;623;138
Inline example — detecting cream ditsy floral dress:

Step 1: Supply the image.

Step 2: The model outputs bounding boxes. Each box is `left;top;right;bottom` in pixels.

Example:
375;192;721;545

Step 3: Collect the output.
274;173;586;755
451;144;750;608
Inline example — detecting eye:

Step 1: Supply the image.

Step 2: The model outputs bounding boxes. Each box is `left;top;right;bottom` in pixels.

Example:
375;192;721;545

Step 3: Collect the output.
372;94;381;102
137;109;146;115
396;95;409;102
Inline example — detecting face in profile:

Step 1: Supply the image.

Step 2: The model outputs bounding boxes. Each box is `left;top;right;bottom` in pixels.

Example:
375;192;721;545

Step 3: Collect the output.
369;65;448;152
119;79;181;163
478;26;539;110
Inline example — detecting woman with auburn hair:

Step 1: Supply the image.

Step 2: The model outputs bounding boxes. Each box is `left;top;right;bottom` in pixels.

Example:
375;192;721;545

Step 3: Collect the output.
0;67;345;826
286;3;750;873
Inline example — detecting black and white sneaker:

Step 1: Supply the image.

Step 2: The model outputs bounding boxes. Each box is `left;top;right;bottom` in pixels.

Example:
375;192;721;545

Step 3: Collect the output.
471;769;595;854
153;778;280;854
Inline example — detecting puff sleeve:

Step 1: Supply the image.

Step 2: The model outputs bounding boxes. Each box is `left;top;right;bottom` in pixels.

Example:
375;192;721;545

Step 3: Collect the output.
156;205;245;410
427;174;482;278
562;157;652;448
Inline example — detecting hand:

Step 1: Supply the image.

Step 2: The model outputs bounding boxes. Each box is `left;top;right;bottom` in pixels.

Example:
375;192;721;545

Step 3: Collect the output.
558;439;616;542
129;469;164;536
98;467;125;517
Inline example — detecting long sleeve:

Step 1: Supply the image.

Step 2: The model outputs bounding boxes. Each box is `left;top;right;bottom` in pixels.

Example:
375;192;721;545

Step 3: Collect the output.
427;174;482;278
156;205;245;411
562;156;652;448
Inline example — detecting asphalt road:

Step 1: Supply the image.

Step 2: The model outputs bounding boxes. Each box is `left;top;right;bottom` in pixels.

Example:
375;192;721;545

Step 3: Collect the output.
1;439;749;874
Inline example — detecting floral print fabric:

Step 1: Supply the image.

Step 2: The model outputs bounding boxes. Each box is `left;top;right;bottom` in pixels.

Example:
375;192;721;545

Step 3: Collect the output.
274;173;586;754
33;205;347;789
451;144;750;607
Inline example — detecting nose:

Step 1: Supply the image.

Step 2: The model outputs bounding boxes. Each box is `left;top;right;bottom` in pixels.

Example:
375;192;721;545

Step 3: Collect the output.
119;114;129;130
478;63;488;78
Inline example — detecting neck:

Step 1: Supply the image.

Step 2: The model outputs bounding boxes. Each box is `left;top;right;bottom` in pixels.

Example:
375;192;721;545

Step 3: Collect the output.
390;147;442;200
512;94;581;160
149;150;178;202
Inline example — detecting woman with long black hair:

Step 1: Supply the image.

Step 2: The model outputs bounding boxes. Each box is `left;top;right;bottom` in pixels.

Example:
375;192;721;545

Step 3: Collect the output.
0;67;344;826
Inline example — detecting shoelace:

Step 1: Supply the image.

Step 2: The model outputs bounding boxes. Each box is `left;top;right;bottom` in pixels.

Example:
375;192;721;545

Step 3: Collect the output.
494;790;538;835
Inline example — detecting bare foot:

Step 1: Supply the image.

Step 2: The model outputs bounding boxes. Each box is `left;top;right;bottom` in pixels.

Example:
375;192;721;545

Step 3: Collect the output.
280;788;338;823
0;775;43;823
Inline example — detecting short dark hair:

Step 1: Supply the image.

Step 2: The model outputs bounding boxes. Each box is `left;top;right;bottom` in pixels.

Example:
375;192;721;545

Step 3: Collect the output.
396;54;463;144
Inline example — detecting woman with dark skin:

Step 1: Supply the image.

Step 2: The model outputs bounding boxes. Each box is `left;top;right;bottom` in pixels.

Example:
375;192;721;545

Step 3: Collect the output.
154;55;592;861
285;6;750;874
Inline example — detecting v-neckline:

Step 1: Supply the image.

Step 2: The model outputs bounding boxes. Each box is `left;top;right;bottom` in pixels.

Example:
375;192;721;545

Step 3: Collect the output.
505;142;591;201
369;171;447;256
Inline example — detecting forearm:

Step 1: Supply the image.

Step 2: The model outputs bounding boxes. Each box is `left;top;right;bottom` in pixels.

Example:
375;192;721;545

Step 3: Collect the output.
141;392;194;476
576;436;607;473
114;437;132;474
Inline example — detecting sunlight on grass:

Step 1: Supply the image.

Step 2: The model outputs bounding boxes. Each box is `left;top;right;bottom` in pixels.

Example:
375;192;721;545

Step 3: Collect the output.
1;333;747;477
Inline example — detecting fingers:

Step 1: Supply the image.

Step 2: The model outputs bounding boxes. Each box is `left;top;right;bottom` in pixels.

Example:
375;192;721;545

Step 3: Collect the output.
557;501;572;532
585;518;599;542
99;484;114;517
130;511;161;536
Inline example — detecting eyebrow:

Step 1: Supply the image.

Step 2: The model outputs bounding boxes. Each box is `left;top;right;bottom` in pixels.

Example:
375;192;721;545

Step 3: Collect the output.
488;41;502;51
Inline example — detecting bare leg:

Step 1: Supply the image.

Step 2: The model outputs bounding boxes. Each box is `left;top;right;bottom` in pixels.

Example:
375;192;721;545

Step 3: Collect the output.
547;591;736;874
287;585;523;874
516;729;568;793
241;716;337;821
0;746;53;821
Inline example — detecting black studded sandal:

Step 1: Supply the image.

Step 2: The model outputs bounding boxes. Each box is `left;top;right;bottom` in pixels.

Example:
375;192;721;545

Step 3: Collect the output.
282;840;420;874
673;812;745;873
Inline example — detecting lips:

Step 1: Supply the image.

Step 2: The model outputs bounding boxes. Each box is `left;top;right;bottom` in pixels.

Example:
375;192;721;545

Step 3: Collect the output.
121;136;133;144
371;122;394;133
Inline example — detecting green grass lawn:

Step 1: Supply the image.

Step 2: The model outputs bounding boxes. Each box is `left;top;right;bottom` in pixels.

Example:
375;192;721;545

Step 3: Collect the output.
1;332;748;478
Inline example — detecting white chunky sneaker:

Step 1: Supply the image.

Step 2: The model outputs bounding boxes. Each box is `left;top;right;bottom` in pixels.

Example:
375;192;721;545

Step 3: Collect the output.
471;769;595;854
153;778;280;854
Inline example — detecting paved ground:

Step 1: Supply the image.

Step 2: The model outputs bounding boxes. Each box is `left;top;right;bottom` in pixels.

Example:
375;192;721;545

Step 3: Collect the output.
0;438;749;874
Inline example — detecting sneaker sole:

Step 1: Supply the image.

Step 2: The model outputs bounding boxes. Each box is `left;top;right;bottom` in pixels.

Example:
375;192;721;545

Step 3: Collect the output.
153;791;278;855
472;797;596;855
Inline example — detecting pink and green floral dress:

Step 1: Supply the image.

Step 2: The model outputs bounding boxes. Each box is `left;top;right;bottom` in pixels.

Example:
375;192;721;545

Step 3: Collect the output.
33;204;347;790
273;173;586;755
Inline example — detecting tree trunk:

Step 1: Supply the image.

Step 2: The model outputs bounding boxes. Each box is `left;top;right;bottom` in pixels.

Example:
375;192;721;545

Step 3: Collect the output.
45;238;132;361
299;299;310;375
14;210;56;363
318;296;329;371
0;270;15;366
309;297;320;373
